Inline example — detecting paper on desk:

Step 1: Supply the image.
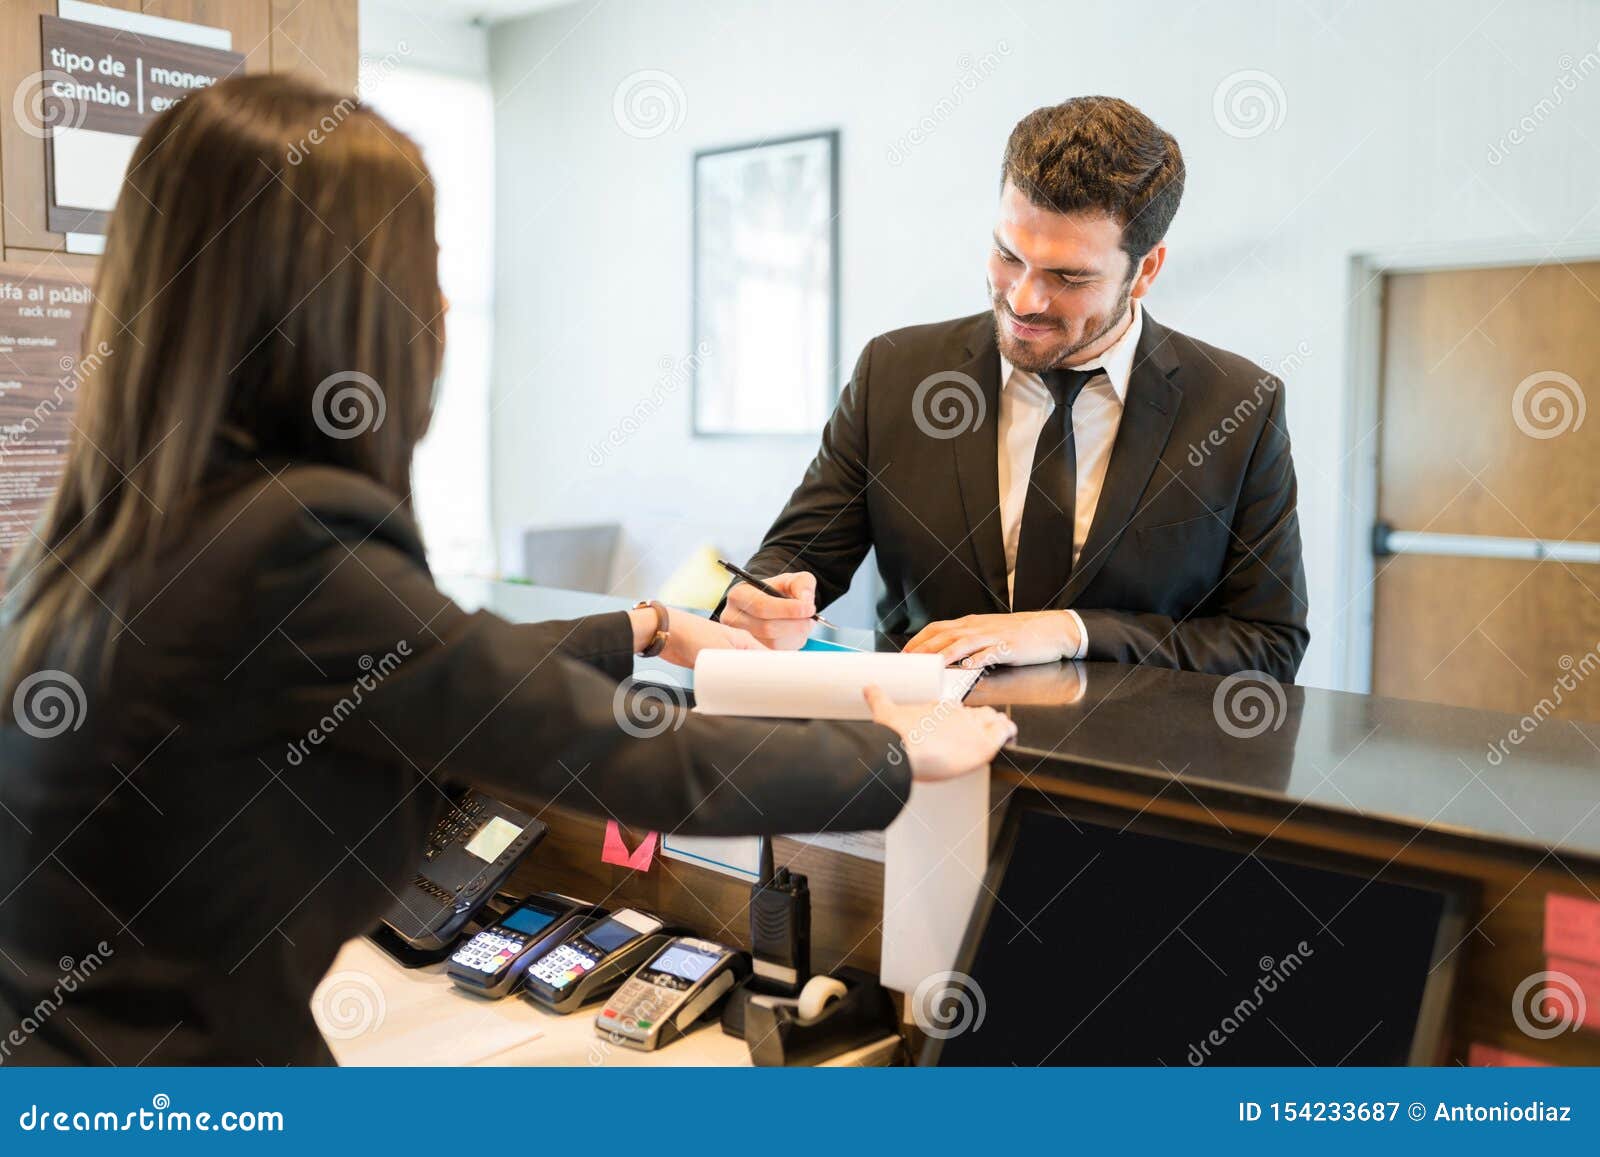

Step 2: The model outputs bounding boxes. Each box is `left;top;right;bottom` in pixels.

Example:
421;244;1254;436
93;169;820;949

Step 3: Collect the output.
941;666;983;702
798;638;982;700
879;766;989;1014
693;650;974;718
675;652;977;882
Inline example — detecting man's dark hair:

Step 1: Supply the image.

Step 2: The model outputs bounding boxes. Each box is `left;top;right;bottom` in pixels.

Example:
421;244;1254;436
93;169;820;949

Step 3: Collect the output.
1001;96;1185;263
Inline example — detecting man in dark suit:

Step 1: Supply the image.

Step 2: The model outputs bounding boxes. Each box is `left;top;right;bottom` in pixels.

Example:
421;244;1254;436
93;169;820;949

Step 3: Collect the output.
720;96;1308;683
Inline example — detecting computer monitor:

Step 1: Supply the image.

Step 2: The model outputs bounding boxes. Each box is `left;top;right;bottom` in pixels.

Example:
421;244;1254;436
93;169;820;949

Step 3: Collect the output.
921;795;1469;1066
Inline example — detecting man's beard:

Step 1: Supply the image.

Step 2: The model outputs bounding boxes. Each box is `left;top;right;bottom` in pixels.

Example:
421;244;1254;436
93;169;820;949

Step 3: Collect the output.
991;278;1133;374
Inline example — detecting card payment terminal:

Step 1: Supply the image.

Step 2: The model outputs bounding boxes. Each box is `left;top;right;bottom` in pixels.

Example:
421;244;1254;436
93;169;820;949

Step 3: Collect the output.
596;936;749;1051
521;908;670;1014
445;892;600;998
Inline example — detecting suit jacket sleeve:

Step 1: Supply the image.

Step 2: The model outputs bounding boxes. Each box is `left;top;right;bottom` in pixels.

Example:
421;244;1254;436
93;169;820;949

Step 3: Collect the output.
719;340;877;614
1074;378;1310;682
267;508;912;837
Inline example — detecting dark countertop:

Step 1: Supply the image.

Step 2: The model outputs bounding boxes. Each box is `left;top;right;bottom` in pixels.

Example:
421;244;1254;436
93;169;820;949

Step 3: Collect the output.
974;659;1600;872
444;578;1600;873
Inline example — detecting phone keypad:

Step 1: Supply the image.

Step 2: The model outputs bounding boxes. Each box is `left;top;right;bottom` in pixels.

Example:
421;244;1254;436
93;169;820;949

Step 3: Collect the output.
450;928;528;976
529;943;598;990
599;978;680;1034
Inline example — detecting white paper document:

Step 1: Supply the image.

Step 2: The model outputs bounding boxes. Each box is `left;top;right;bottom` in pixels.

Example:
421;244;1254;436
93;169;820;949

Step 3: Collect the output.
692;650;979;718
659;832;761;881
880;767;990;1004
670;651;976;880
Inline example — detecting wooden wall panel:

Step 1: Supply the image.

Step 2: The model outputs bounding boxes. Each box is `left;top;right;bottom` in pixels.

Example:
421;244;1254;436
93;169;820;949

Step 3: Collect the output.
141;1;272;73
506;806;888;975
1;3;356;255
4;246;100;273
2;2;352;254
0;0;140;253
269;0;359;97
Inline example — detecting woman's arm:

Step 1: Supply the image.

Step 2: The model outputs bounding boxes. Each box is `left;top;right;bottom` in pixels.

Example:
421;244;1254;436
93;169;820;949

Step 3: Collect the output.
269;530;914;837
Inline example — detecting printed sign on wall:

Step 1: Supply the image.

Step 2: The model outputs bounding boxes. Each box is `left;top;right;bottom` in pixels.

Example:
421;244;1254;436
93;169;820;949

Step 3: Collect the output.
0;263;97;584
38;14;243;236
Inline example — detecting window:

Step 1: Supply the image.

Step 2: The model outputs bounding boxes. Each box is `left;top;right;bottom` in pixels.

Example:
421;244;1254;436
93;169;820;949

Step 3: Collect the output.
359;61;495;576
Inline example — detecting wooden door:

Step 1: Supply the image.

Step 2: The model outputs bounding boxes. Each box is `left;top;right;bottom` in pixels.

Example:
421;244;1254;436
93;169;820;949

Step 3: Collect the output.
1372;262;1600;719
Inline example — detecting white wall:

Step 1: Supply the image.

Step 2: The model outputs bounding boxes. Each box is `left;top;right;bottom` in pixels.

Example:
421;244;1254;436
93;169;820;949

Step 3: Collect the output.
488;0;1600;689
360;0;489;76
360;2;498;575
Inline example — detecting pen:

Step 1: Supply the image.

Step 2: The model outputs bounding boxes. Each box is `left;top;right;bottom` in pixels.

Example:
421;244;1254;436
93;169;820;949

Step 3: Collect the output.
716;559;839;631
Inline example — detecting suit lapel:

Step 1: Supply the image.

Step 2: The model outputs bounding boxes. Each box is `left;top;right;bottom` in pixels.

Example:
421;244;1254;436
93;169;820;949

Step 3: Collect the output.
1059;314;1184;607
947;319;1011;613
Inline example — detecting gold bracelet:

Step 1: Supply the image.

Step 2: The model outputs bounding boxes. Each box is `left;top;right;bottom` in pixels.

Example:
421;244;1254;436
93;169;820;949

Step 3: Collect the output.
632;599;670;658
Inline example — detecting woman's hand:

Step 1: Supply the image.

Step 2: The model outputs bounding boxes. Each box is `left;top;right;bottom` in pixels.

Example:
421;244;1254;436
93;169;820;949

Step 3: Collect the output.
629;605;763;668
863;685;1017;783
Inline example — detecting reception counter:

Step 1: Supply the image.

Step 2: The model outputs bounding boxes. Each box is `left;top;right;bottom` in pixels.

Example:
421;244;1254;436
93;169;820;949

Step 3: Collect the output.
434;579;1600;1067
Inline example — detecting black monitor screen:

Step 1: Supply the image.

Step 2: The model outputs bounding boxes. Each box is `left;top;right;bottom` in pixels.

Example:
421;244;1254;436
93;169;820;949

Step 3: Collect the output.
926;803;1462;1066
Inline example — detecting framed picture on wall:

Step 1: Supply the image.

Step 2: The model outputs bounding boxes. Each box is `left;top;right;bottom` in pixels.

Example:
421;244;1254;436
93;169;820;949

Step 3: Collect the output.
692;131;839;436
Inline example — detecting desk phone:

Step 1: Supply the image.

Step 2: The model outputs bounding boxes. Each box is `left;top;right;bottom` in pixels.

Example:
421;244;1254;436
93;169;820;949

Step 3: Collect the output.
446;892;600;998
378;790;547;951
596;936;748;1051
521;908;669;1014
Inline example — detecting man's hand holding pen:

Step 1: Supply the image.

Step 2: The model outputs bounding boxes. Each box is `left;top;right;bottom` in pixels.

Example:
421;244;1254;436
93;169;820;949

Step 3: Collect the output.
719;569;822;649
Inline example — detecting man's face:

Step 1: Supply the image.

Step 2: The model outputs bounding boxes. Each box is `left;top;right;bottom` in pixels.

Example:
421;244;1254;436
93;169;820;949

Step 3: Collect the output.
987;180;1149;373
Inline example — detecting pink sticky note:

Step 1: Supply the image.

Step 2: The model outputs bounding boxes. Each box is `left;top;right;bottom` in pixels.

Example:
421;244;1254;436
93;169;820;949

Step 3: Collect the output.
1544;893;1600;965
1468;1042;1550;1067
601;821;658;871
1544;957;1600;1033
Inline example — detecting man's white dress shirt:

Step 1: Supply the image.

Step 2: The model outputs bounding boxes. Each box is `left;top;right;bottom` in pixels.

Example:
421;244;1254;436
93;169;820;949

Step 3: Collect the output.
995;302;1144;658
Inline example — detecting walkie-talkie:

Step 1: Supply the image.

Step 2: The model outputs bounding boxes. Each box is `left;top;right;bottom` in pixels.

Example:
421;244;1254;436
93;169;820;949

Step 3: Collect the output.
749;837;810;996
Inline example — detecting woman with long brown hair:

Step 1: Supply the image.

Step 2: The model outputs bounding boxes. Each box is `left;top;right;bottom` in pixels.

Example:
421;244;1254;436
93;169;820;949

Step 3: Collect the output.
0;74;1014;1065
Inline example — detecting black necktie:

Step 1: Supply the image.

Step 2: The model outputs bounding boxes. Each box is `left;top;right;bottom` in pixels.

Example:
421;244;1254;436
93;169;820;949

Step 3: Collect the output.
1011;367;1096;612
